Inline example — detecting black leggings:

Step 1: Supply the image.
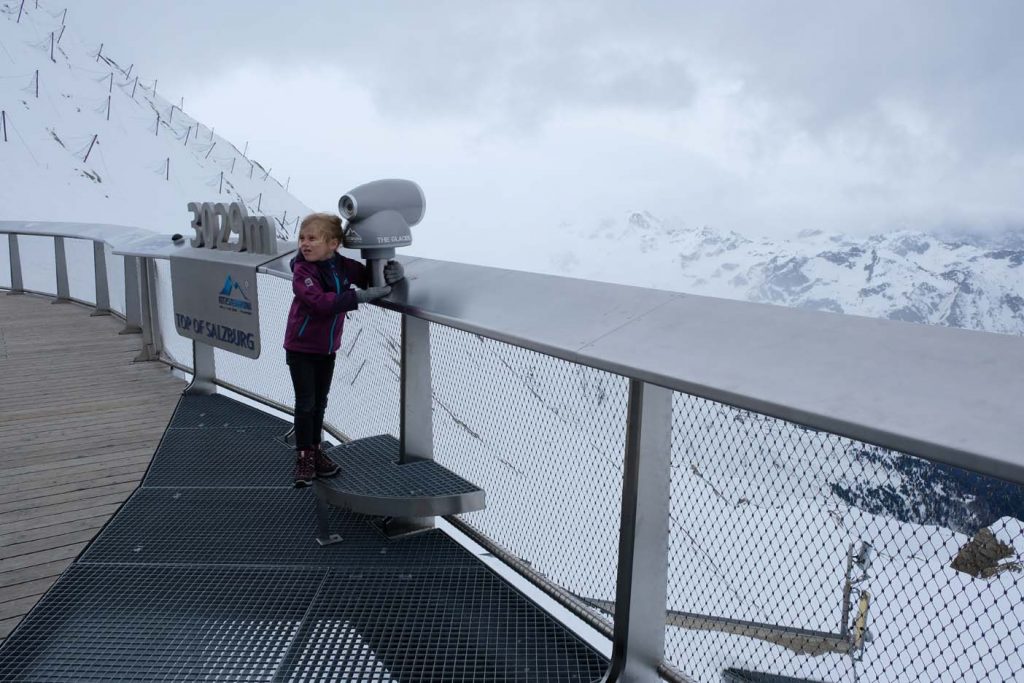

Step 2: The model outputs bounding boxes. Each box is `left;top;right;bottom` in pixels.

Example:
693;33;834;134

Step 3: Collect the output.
286;350;336;450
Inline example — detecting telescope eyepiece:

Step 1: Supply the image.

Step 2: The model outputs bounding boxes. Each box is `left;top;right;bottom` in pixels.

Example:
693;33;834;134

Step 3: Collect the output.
339;195;357;219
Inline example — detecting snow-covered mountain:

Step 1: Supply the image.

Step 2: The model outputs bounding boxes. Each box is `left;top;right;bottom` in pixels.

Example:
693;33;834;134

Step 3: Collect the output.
0;1;310;236
548;211;1024;336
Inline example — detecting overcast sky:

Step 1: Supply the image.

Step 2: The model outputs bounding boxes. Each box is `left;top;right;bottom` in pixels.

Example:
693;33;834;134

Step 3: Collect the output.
70;1;1024;244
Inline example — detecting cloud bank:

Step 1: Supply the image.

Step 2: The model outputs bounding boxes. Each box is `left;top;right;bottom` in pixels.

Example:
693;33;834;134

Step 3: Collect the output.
69;1;1024;243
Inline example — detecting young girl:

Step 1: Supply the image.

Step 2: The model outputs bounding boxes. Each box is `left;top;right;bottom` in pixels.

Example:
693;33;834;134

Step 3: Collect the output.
284;212;402;486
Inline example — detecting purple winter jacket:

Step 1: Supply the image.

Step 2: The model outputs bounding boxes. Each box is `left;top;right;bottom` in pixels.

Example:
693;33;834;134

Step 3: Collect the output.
283;252;369;355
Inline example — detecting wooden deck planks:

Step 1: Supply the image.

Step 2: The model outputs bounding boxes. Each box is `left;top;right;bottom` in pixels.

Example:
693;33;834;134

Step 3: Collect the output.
0;293;185;645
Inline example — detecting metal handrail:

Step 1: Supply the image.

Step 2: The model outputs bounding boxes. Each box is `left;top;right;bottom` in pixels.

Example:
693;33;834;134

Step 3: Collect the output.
6;221;1020;487
256;256;1024;488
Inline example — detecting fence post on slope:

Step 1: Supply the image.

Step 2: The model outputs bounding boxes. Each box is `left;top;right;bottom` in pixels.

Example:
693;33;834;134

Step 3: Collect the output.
96;43;103;62
7;234;24;295
50;32;55;62
62;8;66;25
603;378;672;682
219;171;223;194
16;0;24;23
230;157;235;174
35;70;38;98
52;237;71;304
263;167;271;181
285;176;290;192
83;134;97;162
57;24;65;44
1;111;7;142
169;105;174;124
109;73;113;93
106;95;111;121
125;63;133;80
153;79;157;97
132;76;138;98
184;126;191;146
205;142;216;159
256;193;261;212
166;157;170;181
91;240;111;316
155;113;159;136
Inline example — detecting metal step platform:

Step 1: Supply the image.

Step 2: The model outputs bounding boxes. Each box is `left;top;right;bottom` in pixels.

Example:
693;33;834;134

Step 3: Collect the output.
313;434;486;519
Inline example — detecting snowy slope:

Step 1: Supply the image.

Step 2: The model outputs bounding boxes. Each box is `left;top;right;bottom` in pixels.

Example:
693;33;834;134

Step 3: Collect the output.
0;1;310;236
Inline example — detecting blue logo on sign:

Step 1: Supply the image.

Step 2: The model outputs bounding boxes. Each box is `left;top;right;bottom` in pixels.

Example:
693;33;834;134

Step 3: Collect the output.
218;275;252;313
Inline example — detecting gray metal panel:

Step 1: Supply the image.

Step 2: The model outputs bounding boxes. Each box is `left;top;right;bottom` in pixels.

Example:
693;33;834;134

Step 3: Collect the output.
381;259;680;359
169;250;266;359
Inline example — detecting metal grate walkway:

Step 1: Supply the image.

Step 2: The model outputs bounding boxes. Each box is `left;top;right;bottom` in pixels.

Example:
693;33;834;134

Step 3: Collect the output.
0;393;608;681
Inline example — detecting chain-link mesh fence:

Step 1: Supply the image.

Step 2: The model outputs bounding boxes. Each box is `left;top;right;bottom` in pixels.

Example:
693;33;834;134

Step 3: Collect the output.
428;323;628;630
667;392;1024;682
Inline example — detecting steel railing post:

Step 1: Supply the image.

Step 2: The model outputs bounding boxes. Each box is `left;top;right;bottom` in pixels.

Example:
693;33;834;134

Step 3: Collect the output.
389;313;435;535
7;234;24;295
134;257;159;361
147;258;163;356
53;236;70;303
120;256;143;334
400;314;433;463
603;378;672;683
91;240;110;316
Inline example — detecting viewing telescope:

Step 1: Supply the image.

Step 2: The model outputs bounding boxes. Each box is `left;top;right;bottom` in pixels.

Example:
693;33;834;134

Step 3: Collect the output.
339;179;425;286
